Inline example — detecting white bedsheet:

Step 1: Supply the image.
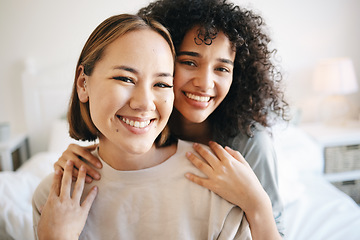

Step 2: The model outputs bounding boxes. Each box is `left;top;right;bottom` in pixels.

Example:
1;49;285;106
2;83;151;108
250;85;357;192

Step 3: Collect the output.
284;174;360;240
274;124;360;239
0;152;58;240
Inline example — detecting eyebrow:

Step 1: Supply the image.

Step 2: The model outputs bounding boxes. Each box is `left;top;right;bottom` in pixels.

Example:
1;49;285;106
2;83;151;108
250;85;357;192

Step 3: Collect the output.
177;51;234;66
177;51;200;57
113;65;173;77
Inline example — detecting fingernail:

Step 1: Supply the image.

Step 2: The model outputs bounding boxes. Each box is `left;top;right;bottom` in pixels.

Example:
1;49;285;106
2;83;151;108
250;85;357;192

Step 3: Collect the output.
94;173;100;180
66;160;72;166
186;152;191;157
86;176;93;183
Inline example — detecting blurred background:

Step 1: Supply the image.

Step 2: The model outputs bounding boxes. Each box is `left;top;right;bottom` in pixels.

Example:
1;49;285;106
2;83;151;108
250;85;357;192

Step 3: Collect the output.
1;0;360;135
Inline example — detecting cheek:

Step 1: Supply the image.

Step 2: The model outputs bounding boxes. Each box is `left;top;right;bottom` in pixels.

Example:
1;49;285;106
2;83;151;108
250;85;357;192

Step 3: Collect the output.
173;84;182;100
89;88;126;115
218;79;232;100
159;93;174;117
173;67;190;88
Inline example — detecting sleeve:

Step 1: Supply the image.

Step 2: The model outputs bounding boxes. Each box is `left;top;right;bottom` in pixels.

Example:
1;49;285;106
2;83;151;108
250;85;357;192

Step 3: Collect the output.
32;174;54;240
230;129;285;237
217;207;252;240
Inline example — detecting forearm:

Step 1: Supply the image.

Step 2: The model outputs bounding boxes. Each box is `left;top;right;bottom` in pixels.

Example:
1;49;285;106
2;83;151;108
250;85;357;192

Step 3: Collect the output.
244;193;282;240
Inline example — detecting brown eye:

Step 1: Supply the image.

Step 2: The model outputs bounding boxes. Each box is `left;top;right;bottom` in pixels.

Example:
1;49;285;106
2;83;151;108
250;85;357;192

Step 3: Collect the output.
113;76;134;83
215;67;230;73
154;82;173;88
179;60;197;67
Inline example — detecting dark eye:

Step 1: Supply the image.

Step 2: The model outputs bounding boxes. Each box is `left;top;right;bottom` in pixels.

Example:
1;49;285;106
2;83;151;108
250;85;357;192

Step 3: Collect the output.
179;60;197;67
215;67;230;73
154;82;173;88
113;76;134;83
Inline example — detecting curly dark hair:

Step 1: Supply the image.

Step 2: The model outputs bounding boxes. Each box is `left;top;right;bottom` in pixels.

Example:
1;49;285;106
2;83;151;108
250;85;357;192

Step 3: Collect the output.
138;0;289;142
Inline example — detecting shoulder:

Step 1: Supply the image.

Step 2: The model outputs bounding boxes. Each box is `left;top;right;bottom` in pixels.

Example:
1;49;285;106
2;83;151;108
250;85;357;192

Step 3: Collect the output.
230;125;275;160
173;140;209;177
32;173;54;209
229;125;278;179
176;139;210;156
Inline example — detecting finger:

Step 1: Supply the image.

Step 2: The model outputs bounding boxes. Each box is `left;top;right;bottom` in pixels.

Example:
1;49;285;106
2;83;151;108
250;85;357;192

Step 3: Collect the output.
49;169;63;197
192;143;220;168
72;165;87;201
186;151;214;175
63;153;101;182
84;143;98;152
73;163;101;182
54;164;64;174
54;160;66;171
70;165;96;183
208;141;233;162
81;185;98;212
67;144;102;180
224;146;248;165
60;160;74;199
71;144;102;169
185;172;211;189
85;175;94;184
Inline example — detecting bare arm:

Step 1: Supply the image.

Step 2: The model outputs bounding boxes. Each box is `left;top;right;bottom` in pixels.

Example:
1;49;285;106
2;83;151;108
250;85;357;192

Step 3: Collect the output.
185;141;281;240
54;144;102;183
38;160;98;240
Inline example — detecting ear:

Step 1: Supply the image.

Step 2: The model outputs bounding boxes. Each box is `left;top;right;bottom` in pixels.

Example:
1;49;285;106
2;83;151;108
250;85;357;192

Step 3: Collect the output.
76;65;89;103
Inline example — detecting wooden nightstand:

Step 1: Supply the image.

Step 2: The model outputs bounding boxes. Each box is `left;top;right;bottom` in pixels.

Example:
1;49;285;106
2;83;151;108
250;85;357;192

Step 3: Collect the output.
301;122;360;203
0;133;30;171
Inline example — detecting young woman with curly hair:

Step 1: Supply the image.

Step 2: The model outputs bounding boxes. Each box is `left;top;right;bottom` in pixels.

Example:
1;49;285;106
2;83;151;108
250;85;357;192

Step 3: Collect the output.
54;0;288;238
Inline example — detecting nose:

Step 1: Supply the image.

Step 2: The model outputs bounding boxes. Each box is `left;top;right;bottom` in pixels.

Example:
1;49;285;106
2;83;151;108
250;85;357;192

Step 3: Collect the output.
129;85;156;111
192;66;215;91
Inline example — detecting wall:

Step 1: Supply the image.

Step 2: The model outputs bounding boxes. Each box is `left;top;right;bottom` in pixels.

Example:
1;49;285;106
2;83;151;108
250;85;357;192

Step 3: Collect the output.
1;0;360;150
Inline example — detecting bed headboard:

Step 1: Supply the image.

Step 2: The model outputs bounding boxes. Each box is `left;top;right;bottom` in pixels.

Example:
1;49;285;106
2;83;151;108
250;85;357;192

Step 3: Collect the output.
21;59;76;155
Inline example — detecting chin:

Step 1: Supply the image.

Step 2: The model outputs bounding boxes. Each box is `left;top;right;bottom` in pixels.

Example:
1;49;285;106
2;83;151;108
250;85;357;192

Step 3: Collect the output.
184;113;208;123
124;142;154;155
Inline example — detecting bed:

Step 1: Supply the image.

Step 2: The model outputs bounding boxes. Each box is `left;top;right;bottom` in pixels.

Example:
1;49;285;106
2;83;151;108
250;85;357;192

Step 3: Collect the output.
1;61;360;239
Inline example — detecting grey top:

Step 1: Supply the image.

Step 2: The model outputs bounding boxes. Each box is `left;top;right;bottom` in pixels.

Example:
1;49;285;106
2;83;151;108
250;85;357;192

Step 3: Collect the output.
226;127;285;236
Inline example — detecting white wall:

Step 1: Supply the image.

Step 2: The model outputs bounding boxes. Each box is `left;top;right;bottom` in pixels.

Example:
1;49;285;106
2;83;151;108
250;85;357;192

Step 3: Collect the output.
244;0;360;122
1;0;360;138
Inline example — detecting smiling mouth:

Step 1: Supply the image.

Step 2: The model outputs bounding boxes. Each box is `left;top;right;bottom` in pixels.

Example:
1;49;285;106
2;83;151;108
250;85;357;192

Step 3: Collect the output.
118;116;152;129
184;92;211;102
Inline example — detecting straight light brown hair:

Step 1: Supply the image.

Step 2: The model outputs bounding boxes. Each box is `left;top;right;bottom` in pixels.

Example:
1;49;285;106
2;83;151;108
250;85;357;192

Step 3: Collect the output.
68;14;175;147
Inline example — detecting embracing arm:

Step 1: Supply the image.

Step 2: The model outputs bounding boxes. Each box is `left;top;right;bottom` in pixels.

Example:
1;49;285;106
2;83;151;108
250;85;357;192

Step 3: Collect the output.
54;144;102;183
185;141;282;240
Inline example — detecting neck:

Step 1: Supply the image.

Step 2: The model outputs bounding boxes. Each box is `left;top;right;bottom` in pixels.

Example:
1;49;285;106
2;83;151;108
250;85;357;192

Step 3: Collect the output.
97;137;176;171
169;109;212;145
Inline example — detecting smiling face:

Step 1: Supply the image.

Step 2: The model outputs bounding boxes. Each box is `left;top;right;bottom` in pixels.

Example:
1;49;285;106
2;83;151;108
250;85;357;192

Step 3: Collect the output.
173;27;236;123
77;29;174;157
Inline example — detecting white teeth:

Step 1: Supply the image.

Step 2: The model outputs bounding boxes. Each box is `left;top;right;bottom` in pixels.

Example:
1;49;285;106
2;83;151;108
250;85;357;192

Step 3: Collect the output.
185;93;210;102
120;117;151;128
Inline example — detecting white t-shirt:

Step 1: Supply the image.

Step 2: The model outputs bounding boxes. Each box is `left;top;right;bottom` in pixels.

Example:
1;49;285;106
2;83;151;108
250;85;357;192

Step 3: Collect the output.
33;140;251;239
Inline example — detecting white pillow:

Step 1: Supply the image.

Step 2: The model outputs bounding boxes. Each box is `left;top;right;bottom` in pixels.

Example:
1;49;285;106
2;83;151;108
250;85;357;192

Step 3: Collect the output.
273;124;323;205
